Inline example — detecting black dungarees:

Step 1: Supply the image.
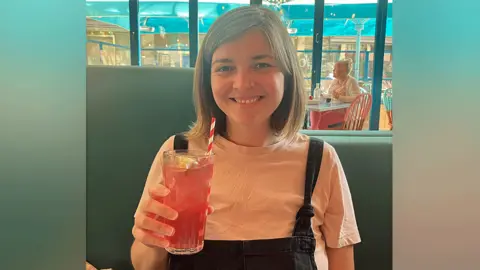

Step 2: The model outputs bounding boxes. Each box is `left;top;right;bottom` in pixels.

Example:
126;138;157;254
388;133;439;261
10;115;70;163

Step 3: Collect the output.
168;134;324;270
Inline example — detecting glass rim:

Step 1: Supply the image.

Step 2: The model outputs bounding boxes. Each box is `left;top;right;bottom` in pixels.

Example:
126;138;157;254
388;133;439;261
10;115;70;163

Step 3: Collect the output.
162;149;214;158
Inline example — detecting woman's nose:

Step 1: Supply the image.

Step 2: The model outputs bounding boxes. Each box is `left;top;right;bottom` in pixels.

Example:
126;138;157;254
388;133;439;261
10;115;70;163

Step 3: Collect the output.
232;68;253;91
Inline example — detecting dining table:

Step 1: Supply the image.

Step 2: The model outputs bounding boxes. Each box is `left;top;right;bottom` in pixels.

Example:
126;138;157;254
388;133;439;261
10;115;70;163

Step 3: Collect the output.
303;100;351;129
306;101;350;112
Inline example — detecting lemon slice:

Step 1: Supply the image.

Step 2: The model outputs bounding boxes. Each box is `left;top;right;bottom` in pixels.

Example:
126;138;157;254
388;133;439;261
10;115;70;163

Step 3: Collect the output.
176;156;198;169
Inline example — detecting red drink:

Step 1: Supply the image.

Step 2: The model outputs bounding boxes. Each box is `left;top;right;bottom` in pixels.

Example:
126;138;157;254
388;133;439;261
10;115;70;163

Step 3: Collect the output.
160;150;213;255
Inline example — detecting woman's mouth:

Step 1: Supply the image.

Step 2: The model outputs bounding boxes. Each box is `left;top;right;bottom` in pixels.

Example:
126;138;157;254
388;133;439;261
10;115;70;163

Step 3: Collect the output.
229;96;263;104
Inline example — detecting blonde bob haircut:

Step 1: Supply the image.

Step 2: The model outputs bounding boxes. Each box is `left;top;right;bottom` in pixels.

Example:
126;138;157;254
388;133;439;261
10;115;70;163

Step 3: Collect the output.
186;6;306;143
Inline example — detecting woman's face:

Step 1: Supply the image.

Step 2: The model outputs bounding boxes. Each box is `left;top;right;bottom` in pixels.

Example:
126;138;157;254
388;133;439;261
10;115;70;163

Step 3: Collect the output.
210;29;285;128
333;62;348;79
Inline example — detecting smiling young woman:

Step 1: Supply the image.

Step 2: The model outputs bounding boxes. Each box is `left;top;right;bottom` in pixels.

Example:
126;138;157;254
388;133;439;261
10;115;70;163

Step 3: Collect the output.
131;6;360;270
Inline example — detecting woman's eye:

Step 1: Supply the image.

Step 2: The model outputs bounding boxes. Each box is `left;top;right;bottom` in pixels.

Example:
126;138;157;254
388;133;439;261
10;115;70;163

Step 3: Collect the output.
216;66;234;72
254;63;272;69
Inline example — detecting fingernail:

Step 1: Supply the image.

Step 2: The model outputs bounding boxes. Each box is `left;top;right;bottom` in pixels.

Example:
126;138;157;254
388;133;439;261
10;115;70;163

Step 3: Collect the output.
170;211;178;220
151;187;170;197
166;227;175;236
158;187;170;195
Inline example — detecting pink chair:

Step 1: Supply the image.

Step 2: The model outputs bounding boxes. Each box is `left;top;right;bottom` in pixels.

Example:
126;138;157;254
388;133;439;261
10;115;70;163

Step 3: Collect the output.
342;93;372;130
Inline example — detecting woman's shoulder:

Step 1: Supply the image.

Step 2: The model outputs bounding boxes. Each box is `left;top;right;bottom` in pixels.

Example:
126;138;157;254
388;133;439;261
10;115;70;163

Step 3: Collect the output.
320;141;340;165
347;75;359;84
158;135;175;152
302;135;338;162
290;133;338;161
330;78;339;84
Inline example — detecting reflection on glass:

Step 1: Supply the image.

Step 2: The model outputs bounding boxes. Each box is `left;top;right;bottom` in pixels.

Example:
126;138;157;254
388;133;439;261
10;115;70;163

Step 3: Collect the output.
139;1;252;67
141;33;190;67
262;0;314;97
139;0;190;67
318;0;392;130
263;0;392;94
319;1;393;88
86;1;131;65
84;0;393;83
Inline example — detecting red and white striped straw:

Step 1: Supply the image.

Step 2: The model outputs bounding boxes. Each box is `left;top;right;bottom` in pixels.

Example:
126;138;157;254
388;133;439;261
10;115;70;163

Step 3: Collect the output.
207;117;216;155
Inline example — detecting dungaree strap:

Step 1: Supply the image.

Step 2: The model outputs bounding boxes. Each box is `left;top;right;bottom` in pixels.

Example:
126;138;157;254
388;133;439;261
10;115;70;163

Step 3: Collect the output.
173;133;189;150
293;137;324;237
303;137;324;205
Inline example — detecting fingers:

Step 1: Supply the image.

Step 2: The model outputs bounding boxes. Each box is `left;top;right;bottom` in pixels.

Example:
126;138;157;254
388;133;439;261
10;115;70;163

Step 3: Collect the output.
143;198;178;220
133;186;177;248
135;212;175;237
132;226;170;248
85;262;97;270
148;184;170;199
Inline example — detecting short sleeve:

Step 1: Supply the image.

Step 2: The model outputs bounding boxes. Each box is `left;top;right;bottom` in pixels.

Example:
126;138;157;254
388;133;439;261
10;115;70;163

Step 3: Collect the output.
347;77;361;97
133;135;175;218
315;143;361;248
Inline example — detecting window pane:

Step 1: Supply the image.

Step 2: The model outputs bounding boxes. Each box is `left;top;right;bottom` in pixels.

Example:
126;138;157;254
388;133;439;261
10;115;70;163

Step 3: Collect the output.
318;0;392;130
381;3;393;130
321;1;381;91
263;0;315;95
139;1;189;67
200;1;250;44
86;0;131;65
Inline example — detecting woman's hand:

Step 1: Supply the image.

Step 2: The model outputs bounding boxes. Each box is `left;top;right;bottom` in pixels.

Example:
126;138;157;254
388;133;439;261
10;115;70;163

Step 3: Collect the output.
132;185;178;248
85;261;97;270
132;184;214;249
332;90;341;99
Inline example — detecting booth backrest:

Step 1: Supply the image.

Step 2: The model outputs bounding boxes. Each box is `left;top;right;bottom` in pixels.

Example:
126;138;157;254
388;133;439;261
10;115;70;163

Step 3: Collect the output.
310;134;392;270
87;66;196;269
86;66;392;270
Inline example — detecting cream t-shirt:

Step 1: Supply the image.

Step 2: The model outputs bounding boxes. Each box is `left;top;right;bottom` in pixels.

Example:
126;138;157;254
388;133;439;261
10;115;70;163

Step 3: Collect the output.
135;133;361;269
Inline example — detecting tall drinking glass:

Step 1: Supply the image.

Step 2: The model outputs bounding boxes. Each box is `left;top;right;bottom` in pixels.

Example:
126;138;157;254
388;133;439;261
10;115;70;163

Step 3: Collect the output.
160;150;213;255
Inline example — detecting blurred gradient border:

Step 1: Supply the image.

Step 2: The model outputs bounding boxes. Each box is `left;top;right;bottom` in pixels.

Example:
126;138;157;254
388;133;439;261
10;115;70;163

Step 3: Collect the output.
0;0;86;269
393;0;480;269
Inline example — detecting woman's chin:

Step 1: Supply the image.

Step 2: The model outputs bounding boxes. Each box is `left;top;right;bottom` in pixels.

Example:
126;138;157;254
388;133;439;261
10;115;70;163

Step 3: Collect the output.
228;116;270;128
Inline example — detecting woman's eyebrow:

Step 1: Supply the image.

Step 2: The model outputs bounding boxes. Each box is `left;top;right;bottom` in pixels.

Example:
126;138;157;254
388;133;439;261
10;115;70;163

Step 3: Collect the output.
252;54;274;60
212;54;274;64
212;58;233;65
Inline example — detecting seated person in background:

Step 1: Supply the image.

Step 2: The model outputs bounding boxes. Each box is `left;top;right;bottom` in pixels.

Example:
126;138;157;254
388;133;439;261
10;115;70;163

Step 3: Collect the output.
310;60;361;129
324;59;361;102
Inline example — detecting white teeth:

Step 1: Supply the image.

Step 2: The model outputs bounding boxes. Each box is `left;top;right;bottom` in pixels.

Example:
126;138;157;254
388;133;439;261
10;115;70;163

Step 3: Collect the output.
234;97;260;104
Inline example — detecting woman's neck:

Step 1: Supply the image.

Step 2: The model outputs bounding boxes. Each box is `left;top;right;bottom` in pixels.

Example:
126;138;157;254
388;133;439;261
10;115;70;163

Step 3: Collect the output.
224;121;276;147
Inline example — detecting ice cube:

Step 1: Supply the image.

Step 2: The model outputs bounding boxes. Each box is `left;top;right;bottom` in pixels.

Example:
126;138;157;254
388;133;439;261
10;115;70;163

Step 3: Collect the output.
176;156;198;169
